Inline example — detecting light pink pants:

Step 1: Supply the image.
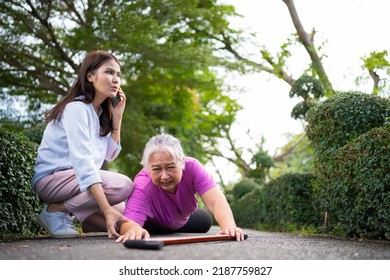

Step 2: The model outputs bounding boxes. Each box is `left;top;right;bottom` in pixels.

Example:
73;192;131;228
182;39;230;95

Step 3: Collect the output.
34;169;133;232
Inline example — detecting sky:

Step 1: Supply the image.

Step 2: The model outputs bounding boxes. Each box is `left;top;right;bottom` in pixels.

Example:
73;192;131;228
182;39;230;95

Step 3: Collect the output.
209;0;390;184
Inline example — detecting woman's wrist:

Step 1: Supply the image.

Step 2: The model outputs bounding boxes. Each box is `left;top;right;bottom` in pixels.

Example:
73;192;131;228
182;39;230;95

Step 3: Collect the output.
111;121;121;131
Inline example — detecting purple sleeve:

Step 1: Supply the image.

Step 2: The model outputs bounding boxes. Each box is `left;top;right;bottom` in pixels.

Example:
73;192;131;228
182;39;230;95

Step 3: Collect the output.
185;157;216;195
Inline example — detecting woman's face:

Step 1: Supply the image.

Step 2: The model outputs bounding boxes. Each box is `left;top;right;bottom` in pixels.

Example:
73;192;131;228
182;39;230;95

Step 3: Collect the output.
148;150;183;194
87;58;121;101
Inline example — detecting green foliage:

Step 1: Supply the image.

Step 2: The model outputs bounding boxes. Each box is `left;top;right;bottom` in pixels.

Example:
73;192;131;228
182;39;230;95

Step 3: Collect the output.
271;133;315;178
363;50;390;72
306;91;390;155
24;122;46;145
260;34;297;79
289;74;324;120
230;178;261;201
306;91;390;239
247;150;274;184
290;99;317;120
359;50;390;95
314;125;390;239
290;74;324;100
231;173;321;231
0;0;243;178
0;127;43;240
230;187;264;229
260;173;321;230
0;116;26;133
251;151;274;169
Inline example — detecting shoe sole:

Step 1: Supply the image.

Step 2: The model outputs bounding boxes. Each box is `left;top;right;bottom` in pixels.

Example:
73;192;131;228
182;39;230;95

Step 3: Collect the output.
37;215;81;239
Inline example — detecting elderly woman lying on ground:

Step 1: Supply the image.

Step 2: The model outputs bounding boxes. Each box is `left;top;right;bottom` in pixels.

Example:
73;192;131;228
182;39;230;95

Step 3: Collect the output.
116;133;245;243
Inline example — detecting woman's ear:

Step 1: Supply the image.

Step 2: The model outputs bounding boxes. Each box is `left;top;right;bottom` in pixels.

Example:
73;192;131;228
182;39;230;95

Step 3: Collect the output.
87;72;94;82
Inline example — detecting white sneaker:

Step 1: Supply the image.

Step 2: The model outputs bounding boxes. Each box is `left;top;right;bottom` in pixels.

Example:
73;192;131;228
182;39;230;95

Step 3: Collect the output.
37;205;80;238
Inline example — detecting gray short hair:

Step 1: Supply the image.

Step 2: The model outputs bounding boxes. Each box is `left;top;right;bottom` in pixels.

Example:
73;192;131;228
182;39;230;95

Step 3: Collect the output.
141;134;185;169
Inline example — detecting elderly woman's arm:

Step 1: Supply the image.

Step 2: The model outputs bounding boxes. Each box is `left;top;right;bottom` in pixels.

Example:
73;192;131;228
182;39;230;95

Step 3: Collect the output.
201;186;245;241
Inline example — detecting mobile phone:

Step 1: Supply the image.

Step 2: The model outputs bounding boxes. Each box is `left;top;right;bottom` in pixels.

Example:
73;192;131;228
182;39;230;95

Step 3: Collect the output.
111;92;121;107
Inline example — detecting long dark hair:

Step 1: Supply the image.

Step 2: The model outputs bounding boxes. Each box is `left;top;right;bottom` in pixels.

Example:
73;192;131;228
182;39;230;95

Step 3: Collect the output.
44;50;120;136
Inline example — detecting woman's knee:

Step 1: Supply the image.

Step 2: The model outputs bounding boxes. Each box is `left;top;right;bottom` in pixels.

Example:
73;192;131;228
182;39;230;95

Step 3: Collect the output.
117;174;133;198
101;171;134;199
196;208;213;232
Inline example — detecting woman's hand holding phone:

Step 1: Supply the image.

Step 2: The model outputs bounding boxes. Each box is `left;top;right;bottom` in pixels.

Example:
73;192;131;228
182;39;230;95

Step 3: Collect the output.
111;92;121;107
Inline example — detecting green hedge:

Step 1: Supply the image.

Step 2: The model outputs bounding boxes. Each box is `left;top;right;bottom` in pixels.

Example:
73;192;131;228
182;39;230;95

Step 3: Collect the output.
261;173;321;230
306;91;390;155
230;178;261;200
306;91;390;239
230;187;264;229
0;127;43;240
314;124;390;239
24;122;46;145
231;173;321;231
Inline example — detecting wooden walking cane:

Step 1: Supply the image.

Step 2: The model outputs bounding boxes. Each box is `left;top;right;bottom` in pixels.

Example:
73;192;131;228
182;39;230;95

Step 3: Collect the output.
124;234;249;250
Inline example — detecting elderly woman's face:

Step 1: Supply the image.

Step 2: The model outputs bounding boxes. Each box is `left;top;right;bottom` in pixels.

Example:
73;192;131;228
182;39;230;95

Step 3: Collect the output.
148;150;183;194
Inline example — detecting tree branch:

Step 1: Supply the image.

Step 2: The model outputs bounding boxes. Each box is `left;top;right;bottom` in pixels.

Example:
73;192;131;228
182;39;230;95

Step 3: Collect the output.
272;132;306;162
25;0;78;71
282;0;334;95
220;32;296;86
369;70;380;94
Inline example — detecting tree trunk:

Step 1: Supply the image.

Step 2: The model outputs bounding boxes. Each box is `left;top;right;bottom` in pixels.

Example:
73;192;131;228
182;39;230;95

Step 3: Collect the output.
282;0;334;96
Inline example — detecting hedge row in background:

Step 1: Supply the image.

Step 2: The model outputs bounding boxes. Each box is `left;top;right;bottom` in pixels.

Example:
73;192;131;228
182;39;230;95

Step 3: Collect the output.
0;127;43;240
231;173;322;232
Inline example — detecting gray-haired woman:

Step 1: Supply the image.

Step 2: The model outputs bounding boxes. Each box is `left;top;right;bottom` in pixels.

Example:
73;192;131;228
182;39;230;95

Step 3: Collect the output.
116;133;245;243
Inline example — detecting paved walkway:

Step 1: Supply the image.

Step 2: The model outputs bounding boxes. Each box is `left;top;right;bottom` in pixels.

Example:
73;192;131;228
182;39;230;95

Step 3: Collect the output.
1;226;389;260
1;227;389;280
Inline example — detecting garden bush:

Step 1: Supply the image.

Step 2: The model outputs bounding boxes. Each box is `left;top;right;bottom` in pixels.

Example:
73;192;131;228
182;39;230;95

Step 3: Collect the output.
231;178;261;200
306;91;390;239
314;124;390;239
260;173;321;230
24;122;46;145
231;173;321;231
230;187;264;229
0;127;43;240
306;91;390;155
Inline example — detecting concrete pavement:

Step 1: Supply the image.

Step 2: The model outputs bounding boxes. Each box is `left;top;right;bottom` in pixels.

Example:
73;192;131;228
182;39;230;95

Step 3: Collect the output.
1;226;389;260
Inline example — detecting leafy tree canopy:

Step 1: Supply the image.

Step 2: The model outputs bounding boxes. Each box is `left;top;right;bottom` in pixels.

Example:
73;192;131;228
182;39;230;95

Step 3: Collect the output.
0;0;244;177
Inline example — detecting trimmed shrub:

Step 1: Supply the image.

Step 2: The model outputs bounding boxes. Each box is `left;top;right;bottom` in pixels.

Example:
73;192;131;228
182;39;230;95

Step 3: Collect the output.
314;125;390;239
231;173;321;231
0;127;43;240
231;178;261;200
230;187;264;229
306;91;390;155
260;173;321;230
306;91;390;239
289;74;325;120
24;122;46;145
